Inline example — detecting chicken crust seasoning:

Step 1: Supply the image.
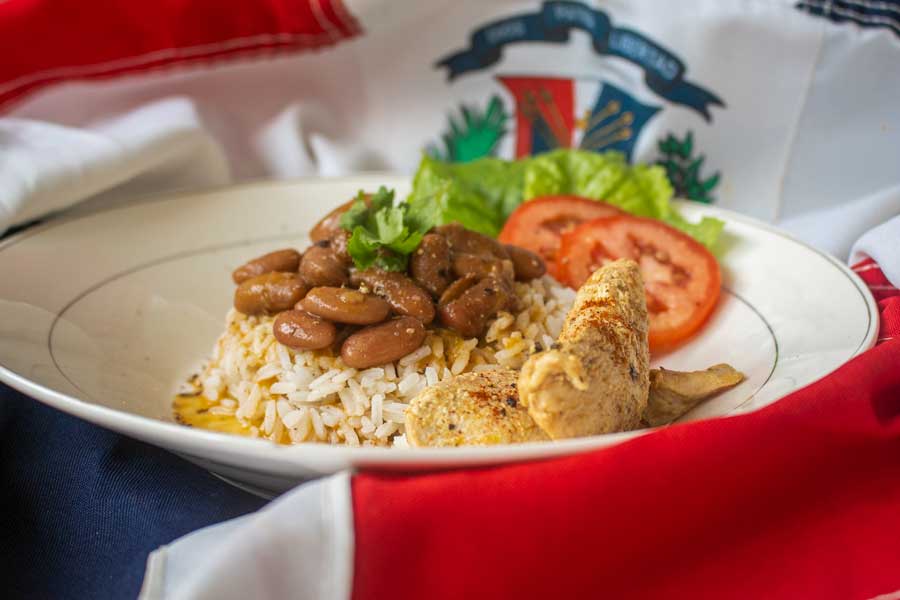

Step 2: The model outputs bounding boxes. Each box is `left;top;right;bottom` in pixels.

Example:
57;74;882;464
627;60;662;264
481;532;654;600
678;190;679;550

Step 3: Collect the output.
405;369;549;446
518;259;650;439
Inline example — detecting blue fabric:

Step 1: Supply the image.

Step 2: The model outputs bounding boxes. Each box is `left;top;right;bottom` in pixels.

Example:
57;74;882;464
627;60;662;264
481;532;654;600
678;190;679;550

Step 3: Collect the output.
0;382;267;599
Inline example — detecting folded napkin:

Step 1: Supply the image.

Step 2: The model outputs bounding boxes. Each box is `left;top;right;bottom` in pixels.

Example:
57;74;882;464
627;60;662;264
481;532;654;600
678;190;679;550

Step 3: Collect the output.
0;98;229;232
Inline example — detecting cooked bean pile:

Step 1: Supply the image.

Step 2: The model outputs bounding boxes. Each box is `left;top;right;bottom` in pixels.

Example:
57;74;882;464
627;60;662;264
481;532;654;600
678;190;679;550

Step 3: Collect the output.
231;204;546;369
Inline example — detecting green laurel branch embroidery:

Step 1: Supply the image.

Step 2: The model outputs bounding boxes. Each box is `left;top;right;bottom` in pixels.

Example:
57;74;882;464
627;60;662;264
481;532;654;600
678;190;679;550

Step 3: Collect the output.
428;95;509;163
655;131;720;204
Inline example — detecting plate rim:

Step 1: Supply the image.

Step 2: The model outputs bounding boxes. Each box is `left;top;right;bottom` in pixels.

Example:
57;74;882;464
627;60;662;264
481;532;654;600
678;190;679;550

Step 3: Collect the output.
0;174;880;464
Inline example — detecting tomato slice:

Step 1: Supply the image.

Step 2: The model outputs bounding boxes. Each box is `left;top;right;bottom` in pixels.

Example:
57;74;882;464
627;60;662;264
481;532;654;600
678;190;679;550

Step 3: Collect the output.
558;215;721;351
498;196;622;280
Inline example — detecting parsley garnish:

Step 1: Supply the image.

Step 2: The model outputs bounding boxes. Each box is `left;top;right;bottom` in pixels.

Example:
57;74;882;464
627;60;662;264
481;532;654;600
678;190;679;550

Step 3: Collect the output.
339;186;439;272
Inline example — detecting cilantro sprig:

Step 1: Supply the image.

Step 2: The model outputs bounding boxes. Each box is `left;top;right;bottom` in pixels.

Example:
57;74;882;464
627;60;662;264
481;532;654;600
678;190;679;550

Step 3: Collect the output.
339;186;439;272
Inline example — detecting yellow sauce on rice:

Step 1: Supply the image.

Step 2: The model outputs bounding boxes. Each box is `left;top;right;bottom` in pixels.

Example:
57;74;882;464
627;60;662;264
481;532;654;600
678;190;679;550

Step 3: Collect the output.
174;393;256;436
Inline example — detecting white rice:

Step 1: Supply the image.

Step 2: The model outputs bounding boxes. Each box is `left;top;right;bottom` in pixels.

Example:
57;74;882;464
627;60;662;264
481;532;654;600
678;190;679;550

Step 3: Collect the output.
182;275;575;447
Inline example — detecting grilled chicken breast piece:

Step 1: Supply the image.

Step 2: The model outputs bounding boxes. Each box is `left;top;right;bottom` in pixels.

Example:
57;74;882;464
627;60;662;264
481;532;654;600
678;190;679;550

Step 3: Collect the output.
518;259;650;439
644;364;744;427
405;369;549;447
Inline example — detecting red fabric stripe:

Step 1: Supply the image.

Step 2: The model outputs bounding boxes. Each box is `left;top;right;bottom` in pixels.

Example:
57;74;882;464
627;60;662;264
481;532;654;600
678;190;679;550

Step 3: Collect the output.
874;290;900;304
352;338;900;599
857;266;894;288
323;0;362;37
851;259;899;335
879;297;900;341
0;0;361;110
852;257;878;269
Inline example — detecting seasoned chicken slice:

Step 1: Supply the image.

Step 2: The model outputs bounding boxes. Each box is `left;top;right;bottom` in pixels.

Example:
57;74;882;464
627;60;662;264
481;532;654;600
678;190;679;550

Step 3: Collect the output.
644;364;744;427
405;369;549;447
518;259;650;439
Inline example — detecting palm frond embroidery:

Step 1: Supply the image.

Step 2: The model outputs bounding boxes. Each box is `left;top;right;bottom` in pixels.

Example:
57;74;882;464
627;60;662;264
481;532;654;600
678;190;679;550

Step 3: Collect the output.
428;95;509;163
655;131;720;204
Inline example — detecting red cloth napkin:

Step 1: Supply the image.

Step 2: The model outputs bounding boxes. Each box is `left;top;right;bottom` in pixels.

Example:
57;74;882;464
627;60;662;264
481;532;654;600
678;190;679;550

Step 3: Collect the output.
352;266;900;600
0;0;360;109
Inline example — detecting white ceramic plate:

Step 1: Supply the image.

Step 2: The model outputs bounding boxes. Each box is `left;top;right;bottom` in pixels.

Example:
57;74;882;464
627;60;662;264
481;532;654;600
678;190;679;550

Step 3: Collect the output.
0;175;878;495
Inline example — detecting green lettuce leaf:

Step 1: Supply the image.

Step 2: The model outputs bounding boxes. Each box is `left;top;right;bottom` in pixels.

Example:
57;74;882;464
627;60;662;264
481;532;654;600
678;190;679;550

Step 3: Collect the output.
661;211;725;249
521;150;722;248
406;155;526;236
523;149;629;200
408;149;724;250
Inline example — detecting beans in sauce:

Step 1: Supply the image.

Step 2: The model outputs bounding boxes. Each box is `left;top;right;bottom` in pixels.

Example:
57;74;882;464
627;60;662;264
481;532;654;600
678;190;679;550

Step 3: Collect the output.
299;287;391;325
309;199;355;242
438;275;513;338
232;249;302;284
437;223;509;260
234;272;308;316
409;233;452;297
340;317;426;369
438;275;479;305
504;244;546;281
299;244;349;288
350;269;436;324
228;209;547;352
273;310;336;350
329;229;352;264
450;252;514;280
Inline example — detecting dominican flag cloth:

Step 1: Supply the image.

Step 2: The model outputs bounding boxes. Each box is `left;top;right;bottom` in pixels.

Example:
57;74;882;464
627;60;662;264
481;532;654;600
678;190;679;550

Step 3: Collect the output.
1;1;899;598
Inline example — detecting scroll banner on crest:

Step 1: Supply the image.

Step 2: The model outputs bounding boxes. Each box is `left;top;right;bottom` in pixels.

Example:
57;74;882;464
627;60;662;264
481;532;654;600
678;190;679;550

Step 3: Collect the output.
436;1;724;121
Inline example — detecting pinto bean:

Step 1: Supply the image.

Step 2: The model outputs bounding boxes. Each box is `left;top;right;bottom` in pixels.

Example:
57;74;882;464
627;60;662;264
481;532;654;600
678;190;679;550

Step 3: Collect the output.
232;249;301;284
438;275;479;305
438;276;513;338
299;245;349;287
340;317;426;369
436;223;509;260
273;310;336;350
329;228;352;264
330;324;359;353
350;269;435;324
504;244;546;281
451;252;515;280
310;200;353;242
310;194;372;242
234;272;308;316
409;233;452;297
299;287;391;325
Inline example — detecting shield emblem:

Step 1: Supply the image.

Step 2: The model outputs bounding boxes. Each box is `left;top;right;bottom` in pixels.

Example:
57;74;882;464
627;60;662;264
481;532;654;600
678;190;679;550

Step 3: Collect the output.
497;76;661;160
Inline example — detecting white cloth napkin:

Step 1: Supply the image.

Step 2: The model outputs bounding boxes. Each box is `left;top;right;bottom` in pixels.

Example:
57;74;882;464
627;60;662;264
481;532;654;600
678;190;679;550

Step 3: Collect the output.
140;473;354;600
779;184;900;267
0;98;229;232
850;213;900;287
